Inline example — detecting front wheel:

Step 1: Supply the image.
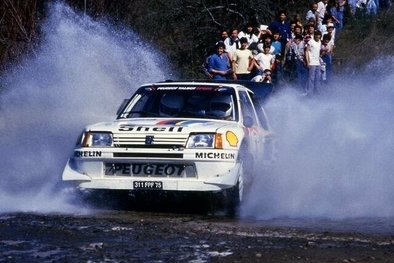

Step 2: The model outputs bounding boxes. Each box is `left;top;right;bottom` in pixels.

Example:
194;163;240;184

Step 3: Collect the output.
224;176;243;217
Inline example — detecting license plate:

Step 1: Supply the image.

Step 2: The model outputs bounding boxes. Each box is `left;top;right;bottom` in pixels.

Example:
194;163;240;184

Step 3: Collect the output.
104;163;193;177
133;181;163;190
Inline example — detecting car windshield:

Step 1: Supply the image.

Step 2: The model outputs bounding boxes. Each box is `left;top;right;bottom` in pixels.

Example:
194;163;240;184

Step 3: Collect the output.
118;85;238;121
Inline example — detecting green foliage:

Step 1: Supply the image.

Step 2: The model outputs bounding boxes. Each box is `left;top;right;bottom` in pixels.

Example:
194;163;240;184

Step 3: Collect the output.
335;7;394;71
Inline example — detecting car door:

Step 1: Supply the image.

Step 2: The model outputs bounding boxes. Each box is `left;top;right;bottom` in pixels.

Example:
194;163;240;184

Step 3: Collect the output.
237;90;265;165
251;94;276;166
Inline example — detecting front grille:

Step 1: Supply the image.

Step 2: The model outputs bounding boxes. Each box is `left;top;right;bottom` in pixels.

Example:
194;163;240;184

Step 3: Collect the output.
113;133;188;148
113;153;183;158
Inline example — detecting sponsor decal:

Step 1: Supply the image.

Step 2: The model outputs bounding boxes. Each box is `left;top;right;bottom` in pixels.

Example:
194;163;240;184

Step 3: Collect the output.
195;152;235;160
157;86;196;90
155;86;220;91
74;151;102;157
156;120;210;126
119;124;183;132
133;163;184;176
105;163;185;176
226;131;238;147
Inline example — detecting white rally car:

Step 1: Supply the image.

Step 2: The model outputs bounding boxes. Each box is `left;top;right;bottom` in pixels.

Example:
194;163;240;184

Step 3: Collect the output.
62;81;274;211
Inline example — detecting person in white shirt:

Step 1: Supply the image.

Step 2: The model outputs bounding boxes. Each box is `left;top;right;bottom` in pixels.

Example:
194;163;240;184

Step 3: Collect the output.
317;0;329;28
304;30;322;95
238;23;259;47
224;29;240;60
253;44;276;75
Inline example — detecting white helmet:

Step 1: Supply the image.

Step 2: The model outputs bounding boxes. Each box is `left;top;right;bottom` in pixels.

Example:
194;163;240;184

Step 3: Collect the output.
159;93;184;117
209;95;233;119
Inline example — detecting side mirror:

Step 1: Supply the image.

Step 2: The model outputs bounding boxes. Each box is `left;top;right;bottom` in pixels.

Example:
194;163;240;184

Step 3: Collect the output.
116;99;129;116
243;116;254;128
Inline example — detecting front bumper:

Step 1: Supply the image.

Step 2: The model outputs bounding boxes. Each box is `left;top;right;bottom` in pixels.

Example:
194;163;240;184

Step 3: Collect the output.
62;148;241;192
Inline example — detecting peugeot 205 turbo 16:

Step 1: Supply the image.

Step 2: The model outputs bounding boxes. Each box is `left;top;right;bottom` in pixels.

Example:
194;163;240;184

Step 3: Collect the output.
62;81;275;213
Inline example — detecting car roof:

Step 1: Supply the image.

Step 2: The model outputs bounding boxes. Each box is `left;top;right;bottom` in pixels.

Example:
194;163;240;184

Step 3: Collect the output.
141;80;247;91
141;80;273;102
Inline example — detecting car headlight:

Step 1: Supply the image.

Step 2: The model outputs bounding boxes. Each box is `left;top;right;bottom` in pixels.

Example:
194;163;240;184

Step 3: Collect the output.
186;133;222;149
81;132;113;147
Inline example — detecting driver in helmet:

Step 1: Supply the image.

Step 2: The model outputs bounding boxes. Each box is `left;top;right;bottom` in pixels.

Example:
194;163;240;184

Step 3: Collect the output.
159;93;184;117
208;95;233;120
183;95;207;117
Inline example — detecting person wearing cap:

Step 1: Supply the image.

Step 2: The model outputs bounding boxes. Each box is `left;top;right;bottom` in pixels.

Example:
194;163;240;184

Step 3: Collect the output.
304;30;322;95
323;22;336;46
232;37;254;80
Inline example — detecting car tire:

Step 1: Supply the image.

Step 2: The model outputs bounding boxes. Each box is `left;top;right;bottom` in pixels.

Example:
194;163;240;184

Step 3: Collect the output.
225;175;243;217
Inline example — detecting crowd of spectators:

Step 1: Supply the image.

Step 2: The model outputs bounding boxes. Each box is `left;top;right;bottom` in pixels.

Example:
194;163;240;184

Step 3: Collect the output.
203;0;391;96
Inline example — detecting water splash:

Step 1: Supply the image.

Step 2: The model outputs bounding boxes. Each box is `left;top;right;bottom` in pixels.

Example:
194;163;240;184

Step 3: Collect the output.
242;56;394;219
0;2;172;213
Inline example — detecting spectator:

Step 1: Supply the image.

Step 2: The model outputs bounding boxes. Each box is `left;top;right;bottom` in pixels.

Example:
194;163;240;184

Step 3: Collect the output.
367;0;378;14
257;34;276;54
224;29;240;59
252;69;273;83
320;34;334;82
317;0;330;26
292;24;304;39
238;23;259;47
306;2;320;23
208;42;233;80
288;34;308;88
348;0;358;14
218;30;229;44
257;24;271;40
330;0;346;31
304;24;316;39
320;15;336;34
268;10;291;55
304;30;323;95
323;22;336;46
201;54;213;79
253;44;276;77
232;37;254;80
271;31;283;56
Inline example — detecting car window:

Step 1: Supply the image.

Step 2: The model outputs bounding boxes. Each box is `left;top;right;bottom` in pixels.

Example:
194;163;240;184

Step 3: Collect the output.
252;97;269;130
238;90;259;126
118;86;238;121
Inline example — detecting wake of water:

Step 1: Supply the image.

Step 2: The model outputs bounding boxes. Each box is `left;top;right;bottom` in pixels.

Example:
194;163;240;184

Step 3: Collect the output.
0;2;172;213
242;57;394;219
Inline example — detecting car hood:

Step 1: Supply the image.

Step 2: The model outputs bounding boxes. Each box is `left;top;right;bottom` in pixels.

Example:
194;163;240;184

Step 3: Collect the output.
85;118;239;134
